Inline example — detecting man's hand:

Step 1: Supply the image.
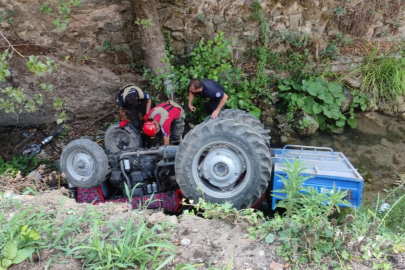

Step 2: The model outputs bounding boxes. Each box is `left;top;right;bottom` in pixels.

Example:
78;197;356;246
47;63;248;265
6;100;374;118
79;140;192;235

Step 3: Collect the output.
119;120;130;129
188;104;196;112
211;109;220;119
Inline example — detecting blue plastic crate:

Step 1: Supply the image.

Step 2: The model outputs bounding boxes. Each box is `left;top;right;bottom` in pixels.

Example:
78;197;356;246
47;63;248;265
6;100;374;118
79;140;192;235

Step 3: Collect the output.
271;145;364;210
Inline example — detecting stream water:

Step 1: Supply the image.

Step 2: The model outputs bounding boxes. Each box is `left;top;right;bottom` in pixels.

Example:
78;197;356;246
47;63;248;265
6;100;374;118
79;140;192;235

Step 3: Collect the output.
273;112;405;203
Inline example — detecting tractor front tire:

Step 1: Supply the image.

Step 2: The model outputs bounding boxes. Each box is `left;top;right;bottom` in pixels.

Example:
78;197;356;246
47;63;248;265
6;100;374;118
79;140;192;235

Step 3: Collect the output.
175;119;272;209
219;109;270;147
61;139;108;188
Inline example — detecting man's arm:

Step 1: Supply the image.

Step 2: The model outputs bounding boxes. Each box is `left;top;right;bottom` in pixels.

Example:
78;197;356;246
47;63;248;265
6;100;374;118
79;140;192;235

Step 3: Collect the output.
119;107;127;121
163;136;170;145
188;92;196;112
146;99;152;114
211;93;228;119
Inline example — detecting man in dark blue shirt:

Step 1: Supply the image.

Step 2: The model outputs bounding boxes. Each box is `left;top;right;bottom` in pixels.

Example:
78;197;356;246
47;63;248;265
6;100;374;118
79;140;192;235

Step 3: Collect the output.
117;85;151;129
188;79;228;119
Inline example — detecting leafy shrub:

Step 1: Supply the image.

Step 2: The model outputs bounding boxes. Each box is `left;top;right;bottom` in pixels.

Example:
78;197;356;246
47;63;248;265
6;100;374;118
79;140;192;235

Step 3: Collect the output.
277;77;367;131
321;43;340;60
266;49;313;81
144;31;260;119
0;156;39;177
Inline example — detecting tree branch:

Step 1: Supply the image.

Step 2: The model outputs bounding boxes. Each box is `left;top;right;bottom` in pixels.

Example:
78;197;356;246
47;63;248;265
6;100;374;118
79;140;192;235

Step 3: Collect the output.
0;29;27;59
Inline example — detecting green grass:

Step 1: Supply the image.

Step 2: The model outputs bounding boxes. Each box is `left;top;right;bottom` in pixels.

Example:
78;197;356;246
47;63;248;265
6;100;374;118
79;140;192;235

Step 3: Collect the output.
350;51;405;102
0;193;178;270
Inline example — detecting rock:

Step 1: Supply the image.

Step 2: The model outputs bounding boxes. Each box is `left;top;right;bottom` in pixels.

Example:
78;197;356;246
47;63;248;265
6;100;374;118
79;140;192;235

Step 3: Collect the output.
280;135;289;144
341;87;353;112
342;77;361;89
158;7;172;21
172;40;184;55
164;17;183;31
148;212;178;225
296;113;319;137
13;195;36;201
258;250;265;256
171;31;184;41
166;215;179;226
289;14;302;30
27;170;42;181
380;138;393;148
393;153;401;165
213;16;225;25
204;22;215;36
330;127;344;134
103;21;122;32
180;238;191;246
401;112;405;120
397;102;405;113
270;261;284;270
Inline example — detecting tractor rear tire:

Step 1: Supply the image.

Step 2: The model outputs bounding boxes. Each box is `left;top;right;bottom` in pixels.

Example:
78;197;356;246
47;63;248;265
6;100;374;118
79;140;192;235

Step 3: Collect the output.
104;123;142;153
219;109;270;147
175;119;272;209
61;139;108;188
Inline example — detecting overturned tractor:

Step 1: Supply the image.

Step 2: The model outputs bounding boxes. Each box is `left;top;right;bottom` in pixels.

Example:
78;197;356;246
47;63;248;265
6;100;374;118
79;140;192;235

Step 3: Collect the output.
61;110;272;210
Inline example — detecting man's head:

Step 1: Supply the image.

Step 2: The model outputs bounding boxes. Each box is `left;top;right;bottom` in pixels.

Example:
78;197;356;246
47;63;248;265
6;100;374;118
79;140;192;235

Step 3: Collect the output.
188;79;203;93
143;120;160;137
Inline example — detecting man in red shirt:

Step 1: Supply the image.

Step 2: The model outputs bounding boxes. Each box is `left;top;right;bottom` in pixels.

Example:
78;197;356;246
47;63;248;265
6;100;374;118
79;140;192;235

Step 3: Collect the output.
143;101;185;145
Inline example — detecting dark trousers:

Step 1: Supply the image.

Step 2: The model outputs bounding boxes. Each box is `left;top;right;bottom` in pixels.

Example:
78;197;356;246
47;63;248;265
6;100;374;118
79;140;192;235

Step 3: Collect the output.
170;110;186;143
125;101;147;129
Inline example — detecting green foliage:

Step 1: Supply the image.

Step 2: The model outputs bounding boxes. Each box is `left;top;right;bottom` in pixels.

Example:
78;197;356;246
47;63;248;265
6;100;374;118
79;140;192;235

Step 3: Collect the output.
349;50;405;102
27;55;57;76
334;32;352;46
0;225;40;270
376;185;405;233
101;40;121;53
185;161;405;269
0;155;39;177
144;31;259;119
0;8;15;26
334;7;346;17
67;215;175;270
267;49;313;81
38;0;83;31
39;2;52;15
0;49;12;82
134;18;155;29
321;43;340;60
270;30;312;49
277;77;367;131
0;49;66;123
0;194;180;270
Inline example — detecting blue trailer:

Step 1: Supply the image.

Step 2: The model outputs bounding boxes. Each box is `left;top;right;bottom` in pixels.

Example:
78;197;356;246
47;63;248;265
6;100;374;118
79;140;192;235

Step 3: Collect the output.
271;145;364;209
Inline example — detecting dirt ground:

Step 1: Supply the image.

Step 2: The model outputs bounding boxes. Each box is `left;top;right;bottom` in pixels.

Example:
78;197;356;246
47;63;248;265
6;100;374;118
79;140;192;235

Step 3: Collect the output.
3;189;282;270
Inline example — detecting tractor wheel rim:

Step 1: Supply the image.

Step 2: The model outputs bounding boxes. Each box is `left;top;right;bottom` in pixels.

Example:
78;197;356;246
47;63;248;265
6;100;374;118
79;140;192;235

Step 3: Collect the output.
67;150;95;181
192;141;248;199
113;131;131;150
